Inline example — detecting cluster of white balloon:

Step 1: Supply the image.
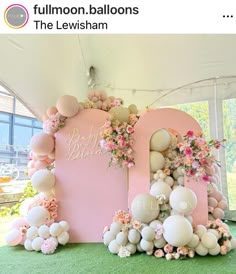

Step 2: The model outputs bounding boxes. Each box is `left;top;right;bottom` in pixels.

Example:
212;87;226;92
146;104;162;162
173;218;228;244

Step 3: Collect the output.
103;128;236;259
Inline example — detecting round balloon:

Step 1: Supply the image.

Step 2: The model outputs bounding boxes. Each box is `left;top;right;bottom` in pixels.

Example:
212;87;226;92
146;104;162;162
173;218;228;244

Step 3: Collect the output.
131;193;160;223
149;151;165;172
163;215;193;247
30;133;54;156
150;129;171;152
56;95;79;117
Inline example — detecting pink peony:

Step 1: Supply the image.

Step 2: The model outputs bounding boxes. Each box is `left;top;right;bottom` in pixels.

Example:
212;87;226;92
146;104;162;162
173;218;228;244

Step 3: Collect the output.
164;244;174;254
126;125;134;134
186;130;194;138
184;147;193;157
165;253;172;260
132;220;141;230
220;245;227;255
41;238;57;254
154;249;165;258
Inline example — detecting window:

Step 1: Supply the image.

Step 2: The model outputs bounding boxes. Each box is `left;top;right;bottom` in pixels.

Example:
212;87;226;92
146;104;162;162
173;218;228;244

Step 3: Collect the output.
223;98;236;210
169;101;210;140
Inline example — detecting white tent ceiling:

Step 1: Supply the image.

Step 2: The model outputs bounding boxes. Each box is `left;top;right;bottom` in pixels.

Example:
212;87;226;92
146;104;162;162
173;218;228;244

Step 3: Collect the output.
0;34;236;118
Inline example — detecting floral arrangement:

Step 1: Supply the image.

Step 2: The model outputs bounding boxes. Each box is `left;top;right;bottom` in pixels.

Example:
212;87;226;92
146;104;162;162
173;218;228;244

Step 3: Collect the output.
43;112;67;135
100;114;139;168
173;130;225;182
206;219;232;255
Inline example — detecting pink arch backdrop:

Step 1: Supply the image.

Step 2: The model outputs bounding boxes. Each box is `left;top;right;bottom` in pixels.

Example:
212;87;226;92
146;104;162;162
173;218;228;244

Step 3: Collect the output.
129;108;208;227
55;110;128;242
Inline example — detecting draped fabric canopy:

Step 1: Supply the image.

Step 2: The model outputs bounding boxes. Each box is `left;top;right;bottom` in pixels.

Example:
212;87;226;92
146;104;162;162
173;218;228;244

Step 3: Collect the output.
0;34;236;118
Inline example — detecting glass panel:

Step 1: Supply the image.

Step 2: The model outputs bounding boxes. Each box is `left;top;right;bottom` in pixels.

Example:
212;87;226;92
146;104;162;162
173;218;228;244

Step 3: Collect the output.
0;123;10;147
33;128;43;135
13;125;32;147
170;101;210;141
33;119;42;128
223;98;236;210
14;116;32;126
0;112;10;122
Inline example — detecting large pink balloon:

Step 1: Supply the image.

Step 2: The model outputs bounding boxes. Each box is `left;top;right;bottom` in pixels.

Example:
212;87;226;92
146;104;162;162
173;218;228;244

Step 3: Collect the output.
6;230;22;246
34;160;49;170
30;133;55;156
46;106;58;117
12;218;28;230
56;95;79;117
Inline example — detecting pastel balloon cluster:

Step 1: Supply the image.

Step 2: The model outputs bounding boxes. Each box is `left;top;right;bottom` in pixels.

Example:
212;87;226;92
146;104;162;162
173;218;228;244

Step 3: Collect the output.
24;221;69;254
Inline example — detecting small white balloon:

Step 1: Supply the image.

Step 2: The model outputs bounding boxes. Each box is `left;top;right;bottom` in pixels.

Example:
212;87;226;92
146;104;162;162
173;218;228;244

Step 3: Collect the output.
150;151;165;172
165;176;174;187
108;239;120;254
57;231;69;245
207;229;220;240
26;226;38;240
195;225;207;238
24;239;33;251
128;229;141;244
141;226;155;241
59;221;70;232
150;129;171;152
50;223;63;237
116;232;128;246
150;181;172;202
110;222;122;236
103;231;116;246
38;225;50;239
195;243;208;256
209;244;221;256
32;237;44;251
154;236;166;248
187;234;199;248
136;243;144;252
126;243;137;254
140;239;154;252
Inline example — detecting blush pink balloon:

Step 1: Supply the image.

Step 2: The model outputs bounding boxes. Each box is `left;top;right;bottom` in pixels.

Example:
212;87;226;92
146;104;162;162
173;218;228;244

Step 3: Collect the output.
30;133;55;156
6;230;22;246
27;160;35;169
56;95;79;117
12;218;28;230
208;197;218;208
218;200;228;210
46;106;58;117
210;190;223;202
34;160;49;170
213;207;224;219
42;114;49;121
29;168;37;177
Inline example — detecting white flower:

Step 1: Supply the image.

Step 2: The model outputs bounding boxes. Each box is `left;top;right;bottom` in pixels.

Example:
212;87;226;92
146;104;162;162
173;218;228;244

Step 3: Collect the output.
118;246;131;258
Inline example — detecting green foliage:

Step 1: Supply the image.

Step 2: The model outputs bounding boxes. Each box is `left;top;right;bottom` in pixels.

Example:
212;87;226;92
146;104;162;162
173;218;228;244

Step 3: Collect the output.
172;101;210;140
0;181;37;217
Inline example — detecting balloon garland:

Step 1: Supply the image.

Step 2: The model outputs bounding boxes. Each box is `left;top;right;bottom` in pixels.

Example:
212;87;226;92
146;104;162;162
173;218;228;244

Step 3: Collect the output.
5;90;236;260
5;90;139;254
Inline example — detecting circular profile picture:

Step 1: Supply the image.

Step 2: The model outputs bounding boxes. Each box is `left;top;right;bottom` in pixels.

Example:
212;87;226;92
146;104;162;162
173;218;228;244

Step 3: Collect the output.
4;4;29;29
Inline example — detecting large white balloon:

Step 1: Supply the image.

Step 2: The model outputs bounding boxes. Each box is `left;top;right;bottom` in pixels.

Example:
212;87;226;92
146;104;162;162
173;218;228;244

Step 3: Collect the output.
169;186;197;215
150;180;172;202
31;169;55;192
163;215;193;247
27;206;50;227
131;194;160;223
108;106;130;123
150;151;165;172
150;129;171;152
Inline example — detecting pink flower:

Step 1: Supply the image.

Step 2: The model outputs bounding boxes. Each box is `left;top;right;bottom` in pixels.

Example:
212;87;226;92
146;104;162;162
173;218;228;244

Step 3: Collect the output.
188;250;195;258
177;246;188;256
202;175;210;182
155;224;164;239
132;220;141;230
174;253;180;259
184;147;193;157
220;245;227;255
104;121;111;128
164;244;174;253
146;250;153;256
41;238;57;254
127;162;134;168
126;125;134;134
154;249;165;258
186;130;194;138
192;161;200;169
103;226;109;234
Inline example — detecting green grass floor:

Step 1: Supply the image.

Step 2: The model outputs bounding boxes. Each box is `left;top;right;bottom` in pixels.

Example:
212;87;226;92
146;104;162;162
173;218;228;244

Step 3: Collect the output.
0;221;236;274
